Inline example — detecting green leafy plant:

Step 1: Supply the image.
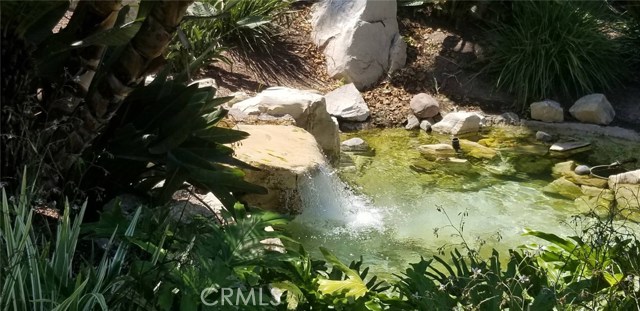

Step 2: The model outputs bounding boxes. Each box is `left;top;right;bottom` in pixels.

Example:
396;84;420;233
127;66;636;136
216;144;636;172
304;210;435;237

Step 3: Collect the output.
88;74;266;212
168;0;291;75
484;0;625;110
0;174;141;311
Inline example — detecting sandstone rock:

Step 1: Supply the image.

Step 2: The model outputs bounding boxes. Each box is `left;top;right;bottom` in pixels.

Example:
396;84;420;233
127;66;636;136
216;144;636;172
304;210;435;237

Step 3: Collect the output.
311;0;406;89
418;144;456;161
543;177;583;200
324;83;370;121
410;93;440;118
231;87;339;160
581;185;614;200
431;112;481;135
420;120;433;132
530;100;563;122
405;114;420;130
232;124;327;213
459;139;497;159
535;131;554;143
570;94;615;125
552;161;608;188
552;160;576;177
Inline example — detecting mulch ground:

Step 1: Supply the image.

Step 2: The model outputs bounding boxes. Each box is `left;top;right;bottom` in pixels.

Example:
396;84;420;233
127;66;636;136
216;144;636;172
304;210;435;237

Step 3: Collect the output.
198;2;640;130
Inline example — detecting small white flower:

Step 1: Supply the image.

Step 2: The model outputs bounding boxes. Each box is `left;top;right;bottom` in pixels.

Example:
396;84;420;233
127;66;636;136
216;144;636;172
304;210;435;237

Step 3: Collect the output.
438;284;446;291
471;267;482;278
518;275;530;284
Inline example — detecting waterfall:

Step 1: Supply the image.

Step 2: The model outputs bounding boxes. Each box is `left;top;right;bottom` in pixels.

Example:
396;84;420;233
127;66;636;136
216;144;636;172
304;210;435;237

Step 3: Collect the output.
296;164;387;236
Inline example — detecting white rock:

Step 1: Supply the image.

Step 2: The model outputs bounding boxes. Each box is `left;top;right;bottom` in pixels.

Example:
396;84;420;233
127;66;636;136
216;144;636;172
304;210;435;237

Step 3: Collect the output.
410;93;440;118
405;114;420;130
609;169;640;187
189;78;217;89
233;124;327;213
232;87;340;161
341;137;369;152
431;111;481;135
311;0;406;90
549;141;591;152
530;100;564;122
324;83;370;121
570;94;615;125
608;169;640;209
420;119;432;131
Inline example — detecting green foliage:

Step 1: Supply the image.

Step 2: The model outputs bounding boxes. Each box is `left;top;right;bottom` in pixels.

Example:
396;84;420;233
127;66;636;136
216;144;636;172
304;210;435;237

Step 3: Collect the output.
168;0;291;75
483;0;625;109
0;174;141;311
93;75;266;210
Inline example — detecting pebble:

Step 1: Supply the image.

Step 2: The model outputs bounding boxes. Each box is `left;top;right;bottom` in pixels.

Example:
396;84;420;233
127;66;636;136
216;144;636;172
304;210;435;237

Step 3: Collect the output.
535;131;554;143
575;165;591;175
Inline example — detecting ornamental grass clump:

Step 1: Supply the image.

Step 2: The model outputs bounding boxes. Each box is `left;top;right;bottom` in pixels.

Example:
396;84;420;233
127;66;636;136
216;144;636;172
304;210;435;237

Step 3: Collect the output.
485;0;625;110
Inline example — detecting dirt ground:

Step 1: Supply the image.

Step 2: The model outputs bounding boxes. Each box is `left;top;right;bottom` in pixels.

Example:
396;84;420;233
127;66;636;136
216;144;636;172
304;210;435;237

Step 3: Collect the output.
198;2;640;130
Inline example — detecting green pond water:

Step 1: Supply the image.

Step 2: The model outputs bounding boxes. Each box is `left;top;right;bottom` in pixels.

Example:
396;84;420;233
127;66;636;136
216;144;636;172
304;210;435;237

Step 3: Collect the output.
286;127;640;278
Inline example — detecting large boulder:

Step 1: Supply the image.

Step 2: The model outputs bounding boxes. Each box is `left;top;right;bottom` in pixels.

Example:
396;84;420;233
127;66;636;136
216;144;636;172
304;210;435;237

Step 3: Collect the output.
410;93;440;118
231;87;340;161
311;0;406;89
233;125;327;214
530;100;564;122
324;83;370;121
431;112;481;135
570;94;615;125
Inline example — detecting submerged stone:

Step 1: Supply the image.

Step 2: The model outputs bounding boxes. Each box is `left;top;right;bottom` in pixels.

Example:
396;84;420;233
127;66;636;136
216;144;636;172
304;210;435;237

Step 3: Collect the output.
459;139;497;160
417;144;456;161
543;177;583;200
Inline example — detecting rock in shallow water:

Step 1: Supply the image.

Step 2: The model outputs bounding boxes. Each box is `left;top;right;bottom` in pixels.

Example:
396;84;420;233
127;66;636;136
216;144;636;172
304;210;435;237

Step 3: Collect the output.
405;114;420;130
535;131;554;143
575;165;591;175
341;137;370;152
431;111;481;135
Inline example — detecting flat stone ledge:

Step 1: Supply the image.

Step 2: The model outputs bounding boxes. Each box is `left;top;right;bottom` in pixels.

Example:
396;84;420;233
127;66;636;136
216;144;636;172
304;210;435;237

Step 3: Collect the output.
521;120;640;142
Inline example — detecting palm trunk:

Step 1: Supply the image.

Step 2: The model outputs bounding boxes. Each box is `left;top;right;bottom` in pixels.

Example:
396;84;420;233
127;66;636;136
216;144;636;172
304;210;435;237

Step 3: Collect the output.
57;0;193;172
50;0;124;114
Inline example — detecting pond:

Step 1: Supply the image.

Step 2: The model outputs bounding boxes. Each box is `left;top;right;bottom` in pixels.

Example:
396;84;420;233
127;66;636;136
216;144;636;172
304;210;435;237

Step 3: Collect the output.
285;127;640;277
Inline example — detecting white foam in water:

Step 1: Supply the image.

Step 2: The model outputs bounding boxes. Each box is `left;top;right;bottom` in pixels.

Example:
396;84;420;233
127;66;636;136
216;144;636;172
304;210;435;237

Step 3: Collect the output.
297;165;387;236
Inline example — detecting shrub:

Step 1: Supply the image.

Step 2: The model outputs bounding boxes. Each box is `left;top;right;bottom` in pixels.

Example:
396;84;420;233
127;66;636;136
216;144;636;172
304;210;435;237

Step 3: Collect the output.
168;0;292;75
484;0;625;110
0;176;141;310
